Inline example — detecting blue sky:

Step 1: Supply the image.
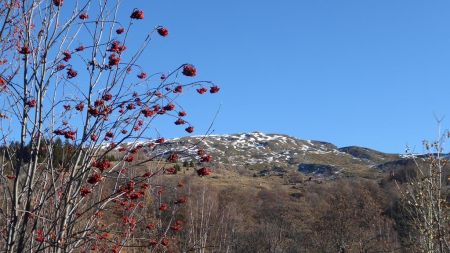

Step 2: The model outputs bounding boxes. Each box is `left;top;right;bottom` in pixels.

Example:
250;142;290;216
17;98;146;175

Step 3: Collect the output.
127;0;450;153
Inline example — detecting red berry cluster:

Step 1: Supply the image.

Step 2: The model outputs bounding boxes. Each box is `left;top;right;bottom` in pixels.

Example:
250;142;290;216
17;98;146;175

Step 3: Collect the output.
87;173;103;185
79;13;88;20
108;41;126;54
53;0;63;6
92;159;111;172
67;68;77;79
182;64;197;77
130;9;144;19
197;167;212;176
157;27;169;37
18;46;31;55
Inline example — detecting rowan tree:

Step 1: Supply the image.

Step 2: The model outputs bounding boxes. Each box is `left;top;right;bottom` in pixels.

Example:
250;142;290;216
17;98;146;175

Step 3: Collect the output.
0;1;219;252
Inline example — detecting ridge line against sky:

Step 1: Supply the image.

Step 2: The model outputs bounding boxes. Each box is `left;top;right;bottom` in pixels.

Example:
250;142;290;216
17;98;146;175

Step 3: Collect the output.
84;1;450;153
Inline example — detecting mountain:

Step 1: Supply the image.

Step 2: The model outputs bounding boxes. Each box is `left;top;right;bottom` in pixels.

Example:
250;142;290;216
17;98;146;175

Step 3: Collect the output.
105;132;449;253
113;132;414;179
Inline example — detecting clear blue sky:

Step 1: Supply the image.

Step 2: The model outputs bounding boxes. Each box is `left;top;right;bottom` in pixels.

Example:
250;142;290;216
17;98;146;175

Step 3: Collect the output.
128;0;450;153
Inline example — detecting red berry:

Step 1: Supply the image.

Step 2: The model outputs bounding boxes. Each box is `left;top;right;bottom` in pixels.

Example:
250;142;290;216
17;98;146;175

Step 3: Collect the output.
137;72;147;79
170;223;183;232
87;173;103;185
94;99;104;107
108;54;120;67
157;27;169;37
182;64;197;77
88;107;99;116
141;107;154;117
62;51;71;62
92;159;111;172
174;85;183;93
163;103;175;111
159;203;169;211
56;64;65;71
146;223;156;230
124;156;134;162
165;167;177;174
90;134;98;141
116;27;125;34
142;171;152;177
75;102;84;111
185;126;194;133
67;68;77;79
53;0;63;7
53;129;64;136
197;167;212;176
201;154;212;162
210;86;220;93
161;238;169;246
167;153;179;162
108;41;126;54
79;13;88;20
197;149;206;156
18;46;31;55
64;130;76;140
80;187;92;197
174;118;185;125
102;93;112;101
130;9;144;19
36;230;45;242
27;99;37;108
0;77;6;88
108;54;120;66
75;45;85;52
196;87;208;94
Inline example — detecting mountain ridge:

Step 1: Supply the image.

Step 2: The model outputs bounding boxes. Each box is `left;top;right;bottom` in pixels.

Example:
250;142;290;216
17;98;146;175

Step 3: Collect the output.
108;131;418;179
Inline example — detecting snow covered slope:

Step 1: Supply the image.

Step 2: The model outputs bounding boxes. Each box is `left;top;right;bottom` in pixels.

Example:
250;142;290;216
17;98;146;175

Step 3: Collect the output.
111;132;403;178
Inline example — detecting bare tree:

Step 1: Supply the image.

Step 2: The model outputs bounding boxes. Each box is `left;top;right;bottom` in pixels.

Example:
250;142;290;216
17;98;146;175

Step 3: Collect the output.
400;127;450;253
310;180;400;253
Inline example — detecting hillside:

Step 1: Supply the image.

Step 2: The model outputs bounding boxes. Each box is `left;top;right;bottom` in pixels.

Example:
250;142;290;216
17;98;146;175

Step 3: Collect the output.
108;132;422;180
